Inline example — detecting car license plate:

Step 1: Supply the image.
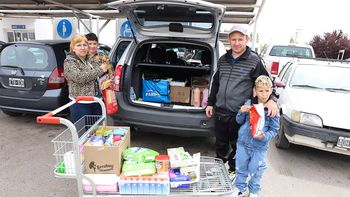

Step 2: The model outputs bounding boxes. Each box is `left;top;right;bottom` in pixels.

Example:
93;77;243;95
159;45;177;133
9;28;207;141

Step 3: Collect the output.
336;136;350;149
9;78;25;88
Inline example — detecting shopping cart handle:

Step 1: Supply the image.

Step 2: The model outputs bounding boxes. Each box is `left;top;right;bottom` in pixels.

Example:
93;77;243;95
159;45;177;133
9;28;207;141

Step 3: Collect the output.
76;96;95;102
36;112;60;124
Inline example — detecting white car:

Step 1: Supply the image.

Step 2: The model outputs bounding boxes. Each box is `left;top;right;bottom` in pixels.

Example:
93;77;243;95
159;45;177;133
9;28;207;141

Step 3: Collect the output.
275;59;350;155
261;44;315;77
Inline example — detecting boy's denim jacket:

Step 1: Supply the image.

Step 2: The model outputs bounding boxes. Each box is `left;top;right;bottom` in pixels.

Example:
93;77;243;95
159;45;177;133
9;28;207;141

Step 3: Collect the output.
236;99;280;150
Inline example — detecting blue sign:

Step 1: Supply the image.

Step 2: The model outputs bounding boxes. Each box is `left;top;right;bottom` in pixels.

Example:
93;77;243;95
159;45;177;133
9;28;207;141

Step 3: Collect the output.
57;19;72;39
11;25;26;29
120;21;133;38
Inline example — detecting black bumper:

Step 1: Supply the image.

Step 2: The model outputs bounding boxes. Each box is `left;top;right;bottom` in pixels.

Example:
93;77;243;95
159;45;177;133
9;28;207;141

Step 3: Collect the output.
282;114;350;143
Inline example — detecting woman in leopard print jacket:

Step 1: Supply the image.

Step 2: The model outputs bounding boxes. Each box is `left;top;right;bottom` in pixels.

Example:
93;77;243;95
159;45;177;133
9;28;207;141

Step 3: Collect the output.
63;34;108;122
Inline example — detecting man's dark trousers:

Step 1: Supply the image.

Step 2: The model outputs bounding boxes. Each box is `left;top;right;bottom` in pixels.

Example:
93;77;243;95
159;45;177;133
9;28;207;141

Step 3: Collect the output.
214;112;240;172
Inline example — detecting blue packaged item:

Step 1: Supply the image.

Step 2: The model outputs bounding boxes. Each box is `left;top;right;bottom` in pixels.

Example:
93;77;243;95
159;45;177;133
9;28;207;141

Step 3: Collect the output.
169;169;191;188
142;79;170;103
113;128;127;136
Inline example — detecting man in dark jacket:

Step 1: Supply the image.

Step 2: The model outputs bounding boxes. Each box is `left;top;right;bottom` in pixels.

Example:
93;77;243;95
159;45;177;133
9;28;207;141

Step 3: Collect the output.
205;24;278;175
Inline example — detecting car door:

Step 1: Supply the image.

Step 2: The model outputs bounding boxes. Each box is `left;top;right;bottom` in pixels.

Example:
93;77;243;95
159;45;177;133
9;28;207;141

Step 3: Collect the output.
106;0;225;48
0;43;56;99
109;37;132;68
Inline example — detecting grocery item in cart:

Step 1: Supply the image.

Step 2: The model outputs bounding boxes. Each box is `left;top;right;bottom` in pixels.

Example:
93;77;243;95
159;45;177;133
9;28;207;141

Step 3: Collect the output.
83;174;119;193
169;168;191;188
84;126;130;175
155;155;170;173
123;147;159;163
122;161;156;176
64;151;75;174
119;173;170;195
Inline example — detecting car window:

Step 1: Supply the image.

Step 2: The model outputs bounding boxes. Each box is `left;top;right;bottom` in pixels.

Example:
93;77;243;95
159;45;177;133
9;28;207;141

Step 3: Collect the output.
269;46;313;58
116;41;131;63
0;44;49;69
290;65;350;90
281;63;293;84
132;5;213;30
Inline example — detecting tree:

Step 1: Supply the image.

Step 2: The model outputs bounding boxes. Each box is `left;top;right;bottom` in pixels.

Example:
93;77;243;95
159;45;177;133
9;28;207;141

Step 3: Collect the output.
309;30;350;59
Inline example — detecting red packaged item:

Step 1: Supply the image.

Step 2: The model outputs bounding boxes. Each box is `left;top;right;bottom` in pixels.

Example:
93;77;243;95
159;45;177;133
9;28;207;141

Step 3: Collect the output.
102;86;118;114
249;103;265;137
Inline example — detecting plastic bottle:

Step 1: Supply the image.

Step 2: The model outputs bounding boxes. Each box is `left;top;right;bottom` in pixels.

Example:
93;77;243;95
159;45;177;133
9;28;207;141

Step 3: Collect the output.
131;177;137;194
193;87;201;107
143;178;150;194
130;87;136;100
201;88;209;108
149;178;156;194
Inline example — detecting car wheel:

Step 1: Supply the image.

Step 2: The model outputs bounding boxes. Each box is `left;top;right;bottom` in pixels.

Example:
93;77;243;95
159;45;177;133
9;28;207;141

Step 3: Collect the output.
275;116;290;149
2;110;22;117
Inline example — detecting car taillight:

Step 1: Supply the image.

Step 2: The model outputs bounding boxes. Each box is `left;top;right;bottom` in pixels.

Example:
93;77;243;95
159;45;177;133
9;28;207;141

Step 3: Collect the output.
114;65;123;92
271;62;279;75
47;67;66;90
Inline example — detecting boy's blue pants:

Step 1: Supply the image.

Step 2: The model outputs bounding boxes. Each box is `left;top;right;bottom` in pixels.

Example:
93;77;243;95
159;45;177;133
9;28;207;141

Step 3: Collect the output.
235;143;267;194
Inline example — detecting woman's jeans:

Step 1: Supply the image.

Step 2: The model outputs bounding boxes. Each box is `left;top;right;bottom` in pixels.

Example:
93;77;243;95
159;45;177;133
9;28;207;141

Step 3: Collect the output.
69;102;102;123
235;143;267;194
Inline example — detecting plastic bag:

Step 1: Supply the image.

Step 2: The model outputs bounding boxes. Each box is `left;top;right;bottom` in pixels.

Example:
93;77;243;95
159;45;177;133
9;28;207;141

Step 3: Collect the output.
249;103;265;137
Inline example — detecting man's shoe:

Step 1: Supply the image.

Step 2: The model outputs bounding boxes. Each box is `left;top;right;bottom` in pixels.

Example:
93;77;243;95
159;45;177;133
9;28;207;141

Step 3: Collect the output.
249;193;258;197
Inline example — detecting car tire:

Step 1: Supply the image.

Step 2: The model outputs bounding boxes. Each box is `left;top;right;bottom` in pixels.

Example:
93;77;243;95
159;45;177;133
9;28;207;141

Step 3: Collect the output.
2;110;22;117
275;116;290;149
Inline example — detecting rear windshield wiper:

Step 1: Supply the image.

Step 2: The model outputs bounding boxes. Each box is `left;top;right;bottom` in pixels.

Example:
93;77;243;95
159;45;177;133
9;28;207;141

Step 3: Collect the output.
0;65;25;75
291;84;322;89
325;87;350;92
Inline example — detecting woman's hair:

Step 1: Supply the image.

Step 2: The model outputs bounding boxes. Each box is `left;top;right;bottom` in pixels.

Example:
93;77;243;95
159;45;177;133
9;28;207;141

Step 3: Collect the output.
255;75;273;88
69;34;88;53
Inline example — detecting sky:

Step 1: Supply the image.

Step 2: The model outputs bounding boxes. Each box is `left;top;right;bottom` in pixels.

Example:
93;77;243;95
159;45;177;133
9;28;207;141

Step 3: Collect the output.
244;0;350;45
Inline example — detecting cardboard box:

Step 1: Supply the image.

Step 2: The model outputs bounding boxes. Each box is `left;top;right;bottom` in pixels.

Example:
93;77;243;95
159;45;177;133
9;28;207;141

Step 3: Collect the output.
170;86;191;103
84;126;130;175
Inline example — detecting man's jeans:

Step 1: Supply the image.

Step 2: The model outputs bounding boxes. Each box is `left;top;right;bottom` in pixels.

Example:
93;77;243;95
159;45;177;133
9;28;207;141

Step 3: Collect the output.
235;143;267;194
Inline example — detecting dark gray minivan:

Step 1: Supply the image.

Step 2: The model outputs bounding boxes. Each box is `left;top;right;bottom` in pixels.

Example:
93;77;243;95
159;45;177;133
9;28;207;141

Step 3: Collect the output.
0;40;70;116
107;0;225;136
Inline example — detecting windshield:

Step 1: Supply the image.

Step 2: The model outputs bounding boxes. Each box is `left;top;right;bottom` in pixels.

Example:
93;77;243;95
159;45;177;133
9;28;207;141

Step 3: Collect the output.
270;45;313;58
132;5;214;30
290;64;350;91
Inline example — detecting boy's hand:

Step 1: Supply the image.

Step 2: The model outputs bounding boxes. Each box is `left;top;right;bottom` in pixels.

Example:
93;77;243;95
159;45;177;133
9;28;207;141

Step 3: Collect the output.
253;131;265;140
240;105;251;113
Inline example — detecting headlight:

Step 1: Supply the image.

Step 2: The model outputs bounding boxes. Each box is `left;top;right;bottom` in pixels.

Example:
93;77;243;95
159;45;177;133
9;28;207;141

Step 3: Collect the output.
291;110;323;127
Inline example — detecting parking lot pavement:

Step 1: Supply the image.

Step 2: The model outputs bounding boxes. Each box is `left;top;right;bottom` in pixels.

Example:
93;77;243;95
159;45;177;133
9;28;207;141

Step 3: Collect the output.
1;111;350;197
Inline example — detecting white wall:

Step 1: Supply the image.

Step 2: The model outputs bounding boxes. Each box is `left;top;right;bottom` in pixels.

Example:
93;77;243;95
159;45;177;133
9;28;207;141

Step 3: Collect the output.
35;19;53;40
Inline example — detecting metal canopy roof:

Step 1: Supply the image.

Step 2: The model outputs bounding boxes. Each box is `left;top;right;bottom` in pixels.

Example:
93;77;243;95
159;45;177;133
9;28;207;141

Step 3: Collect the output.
0;0;263;24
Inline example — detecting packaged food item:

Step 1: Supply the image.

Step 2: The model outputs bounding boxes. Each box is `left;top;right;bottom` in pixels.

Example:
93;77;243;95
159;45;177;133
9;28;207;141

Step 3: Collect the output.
122;161;156;176
249;103;265;137
155;155;170;173
123;147;159;163
90;135;104;146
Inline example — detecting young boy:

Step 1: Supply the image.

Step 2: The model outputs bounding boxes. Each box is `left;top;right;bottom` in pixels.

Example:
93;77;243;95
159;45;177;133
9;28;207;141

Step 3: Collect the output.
233;75;280;197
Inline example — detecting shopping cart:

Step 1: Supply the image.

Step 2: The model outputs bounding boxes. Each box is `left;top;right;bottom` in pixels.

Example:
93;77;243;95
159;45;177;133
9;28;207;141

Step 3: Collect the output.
37;96;234;197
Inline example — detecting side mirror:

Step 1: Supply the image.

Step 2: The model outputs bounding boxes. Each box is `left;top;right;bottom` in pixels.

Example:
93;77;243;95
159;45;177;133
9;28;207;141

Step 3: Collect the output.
275;81;286;88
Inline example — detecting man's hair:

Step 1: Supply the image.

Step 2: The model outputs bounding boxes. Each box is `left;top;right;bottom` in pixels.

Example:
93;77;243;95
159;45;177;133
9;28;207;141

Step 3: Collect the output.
85;33;98;42
255;75;272;88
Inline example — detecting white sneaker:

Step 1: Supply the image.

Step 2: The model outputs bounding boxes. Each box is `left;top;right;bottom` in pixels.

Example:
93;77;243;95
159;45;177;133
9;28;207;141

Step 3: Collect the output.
249;193;259;197
232;187;248;197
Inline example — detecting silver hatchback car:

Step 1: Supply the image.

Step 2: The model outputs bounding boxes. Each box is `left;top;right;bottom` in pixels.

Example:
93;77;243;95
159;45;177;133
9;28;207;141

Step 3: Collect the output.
107;0;225;136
